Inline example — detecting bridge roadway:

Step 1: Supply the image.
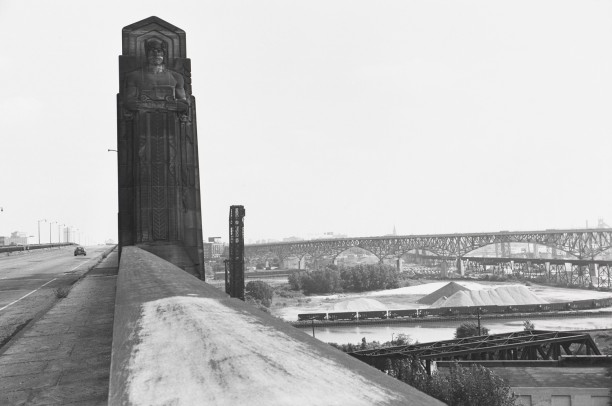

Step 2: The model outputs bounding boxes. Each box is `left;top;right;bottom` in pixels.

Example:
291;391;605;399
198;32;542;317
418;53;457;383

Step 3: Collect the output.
0;245;110;346
245;228;612;266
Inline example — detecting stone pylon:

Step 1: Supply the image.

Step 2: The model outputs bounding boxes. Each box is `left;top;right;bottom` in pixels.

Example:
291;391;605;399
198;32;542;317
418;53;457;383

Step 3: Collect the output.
117;16;204;278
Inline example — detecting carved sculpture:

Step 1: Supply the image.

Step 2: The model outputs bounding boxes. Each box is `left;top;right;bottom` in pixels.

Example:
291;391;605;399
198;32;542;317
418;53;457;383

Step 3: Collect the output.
117;17;204;278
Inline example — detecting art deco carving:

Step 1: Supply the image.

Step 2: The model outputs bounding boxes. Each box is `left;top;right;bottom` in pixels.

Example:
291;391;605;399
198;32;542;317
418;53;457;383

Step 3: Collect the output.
117;17;204;278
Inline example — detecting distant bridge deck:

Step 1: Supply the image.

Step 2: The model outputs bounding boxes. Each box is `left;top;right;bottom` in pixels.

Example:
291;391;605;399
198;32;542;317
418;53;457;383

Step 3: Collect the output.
245;228;612;261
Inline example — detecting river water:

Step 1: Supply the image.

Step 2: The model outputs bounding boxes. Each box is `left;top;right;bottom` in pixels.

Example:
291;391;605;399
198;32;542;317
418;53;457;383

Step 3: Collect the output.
298;314;612;344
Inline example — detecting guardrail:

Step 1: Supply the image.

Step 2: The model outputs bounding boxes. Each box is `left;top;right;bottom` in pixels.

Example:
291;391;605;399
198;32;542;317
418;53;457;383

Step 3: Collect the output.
0;243;74;254
109;247;442;405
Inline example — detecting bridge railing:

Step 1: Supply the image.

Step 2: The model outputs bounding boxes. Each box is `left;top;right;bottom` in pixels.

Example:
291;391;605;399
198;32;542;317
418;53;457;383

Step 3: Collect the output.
0;242;74;254
109;247;442;405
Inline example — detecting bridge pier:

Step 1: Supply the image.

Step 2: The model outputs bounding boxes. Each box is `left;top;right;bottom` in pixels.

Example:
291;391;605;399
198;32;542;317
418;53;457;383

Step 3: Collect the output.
440;261;448;278
279;258;294;270
396;257;403;273
456;257;463;276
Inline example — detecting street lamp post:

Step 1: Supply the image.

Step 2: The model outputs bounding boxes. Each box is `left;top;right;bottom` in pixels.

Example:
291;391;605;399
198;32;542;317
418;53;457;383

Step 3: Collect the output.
58;223;65;243
37;219;47;245
50;221;57;244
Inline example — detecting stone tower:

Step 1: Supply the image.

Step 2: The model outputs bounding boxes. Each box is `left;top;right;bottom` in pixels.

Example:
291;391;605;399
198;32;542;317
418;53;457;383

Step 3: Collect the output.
117;16;204;278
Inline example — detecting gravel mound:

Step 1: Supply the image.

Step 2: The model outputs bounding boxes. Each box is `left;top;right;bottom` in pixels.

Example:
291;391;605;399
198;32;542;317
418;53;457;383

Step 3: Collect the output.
417;282;470;305
330;298;387;312
431;285;547;308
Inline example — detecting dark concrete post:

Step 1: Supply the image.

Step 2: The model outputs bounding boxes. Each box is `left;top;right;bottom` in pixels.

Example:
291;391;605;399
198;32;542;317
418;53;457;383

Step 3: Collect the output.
117;16;205;278
228;205;246;300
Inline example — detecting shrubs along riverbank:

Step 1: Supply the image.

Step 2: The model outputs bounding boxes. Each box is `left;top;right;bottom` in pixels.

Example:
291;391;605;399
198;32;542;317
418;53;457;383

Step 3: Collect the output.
288;264;399;295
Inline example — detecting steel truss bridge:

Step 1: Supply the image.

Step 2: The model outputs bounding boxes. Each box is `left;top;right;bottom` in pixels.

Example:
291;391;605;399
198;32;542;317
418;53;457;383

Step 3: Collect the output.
349;330;601;373
245;229;612;288
393;254;612;289
245;228;612;265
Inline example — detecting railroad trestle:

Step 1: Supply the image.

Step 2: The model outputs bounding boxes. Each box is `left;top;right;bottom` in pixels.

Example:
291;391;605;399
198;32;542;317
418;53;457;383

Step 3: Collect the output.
349;330;601;370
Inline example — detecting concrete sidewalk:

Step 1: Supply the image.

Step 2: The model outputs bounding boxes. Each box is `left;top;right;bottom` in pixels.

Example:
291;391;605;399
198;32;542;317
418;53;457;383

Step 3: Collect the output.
0;249;119;405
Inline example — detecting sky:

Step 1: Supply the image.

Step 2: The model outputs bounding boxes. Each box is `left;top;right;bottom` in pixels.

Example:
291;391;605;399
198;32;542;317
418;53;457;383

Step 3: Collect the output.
0;0;611;244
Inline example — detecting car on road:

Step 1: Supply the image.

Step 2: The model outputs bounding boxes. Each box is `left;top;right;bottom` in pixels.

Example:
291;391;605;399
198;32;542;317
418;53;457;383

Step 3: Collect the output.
74;246;86;256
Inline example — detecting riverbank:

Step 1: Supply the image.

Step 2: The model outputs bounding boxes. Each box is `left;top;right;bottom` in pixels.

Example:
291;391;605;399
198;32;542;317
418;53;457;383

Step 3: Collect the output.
270;279;612;322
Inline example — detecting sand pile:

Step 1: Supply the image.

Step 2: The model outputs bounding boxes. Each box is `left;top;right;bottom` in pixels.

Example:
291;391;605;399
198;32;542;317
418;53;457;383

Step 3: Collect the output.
331;298;387;312
417;282;470;305
431;285;547;308
367;281;487;297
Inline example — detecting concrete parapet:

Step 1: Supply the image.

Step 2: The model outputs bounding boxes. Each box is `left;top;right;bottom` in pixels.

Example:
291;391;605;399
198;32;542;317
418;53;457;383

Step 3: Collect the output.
109;246;442;405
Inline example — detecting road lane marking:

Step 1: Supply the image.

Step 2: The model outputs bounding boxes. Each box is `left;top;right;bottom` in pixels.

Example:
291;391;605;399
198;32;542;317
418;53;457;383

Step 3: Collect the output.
0;278;58;312
70;252;103;270
70;262;85;272
0;251;105;311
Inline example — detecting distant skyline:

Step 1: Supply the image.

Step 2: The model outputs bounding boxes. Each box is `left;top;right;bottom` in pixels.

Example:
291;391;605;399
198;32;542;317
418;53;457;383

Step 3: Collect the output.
1;1;611;244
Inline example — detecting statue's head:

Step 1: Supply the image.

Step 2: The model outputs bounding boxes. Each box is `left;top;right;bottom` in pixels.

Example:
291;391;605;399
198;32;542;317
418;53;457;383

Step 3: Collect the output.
145;39;166;66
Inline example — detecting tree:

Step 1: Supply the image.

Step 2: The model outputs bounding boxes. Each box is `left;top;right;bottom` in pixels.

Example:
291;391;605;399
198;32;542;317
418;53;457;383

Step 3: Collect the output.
245;281;273;307
387;359;517;406
301;268;342;294
287;263;399;294
455;322;489;339
444;362;517;406
339;263;399;292
523;320;535;331
331;339;516;406
394;333;413;346
288;271;302;290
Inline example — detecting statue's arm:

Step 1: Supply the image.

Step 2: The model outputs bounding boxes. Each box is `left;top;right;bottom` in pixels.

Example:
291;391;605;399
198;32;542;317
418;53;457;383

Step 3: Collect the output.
175;73;187;100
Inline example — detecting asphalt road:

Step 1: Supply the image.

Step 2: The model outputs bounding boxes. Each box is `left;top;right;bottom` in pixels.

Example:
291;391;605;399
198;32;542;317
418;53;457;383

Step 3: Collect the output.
0;245;113;349
0;245;109;310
